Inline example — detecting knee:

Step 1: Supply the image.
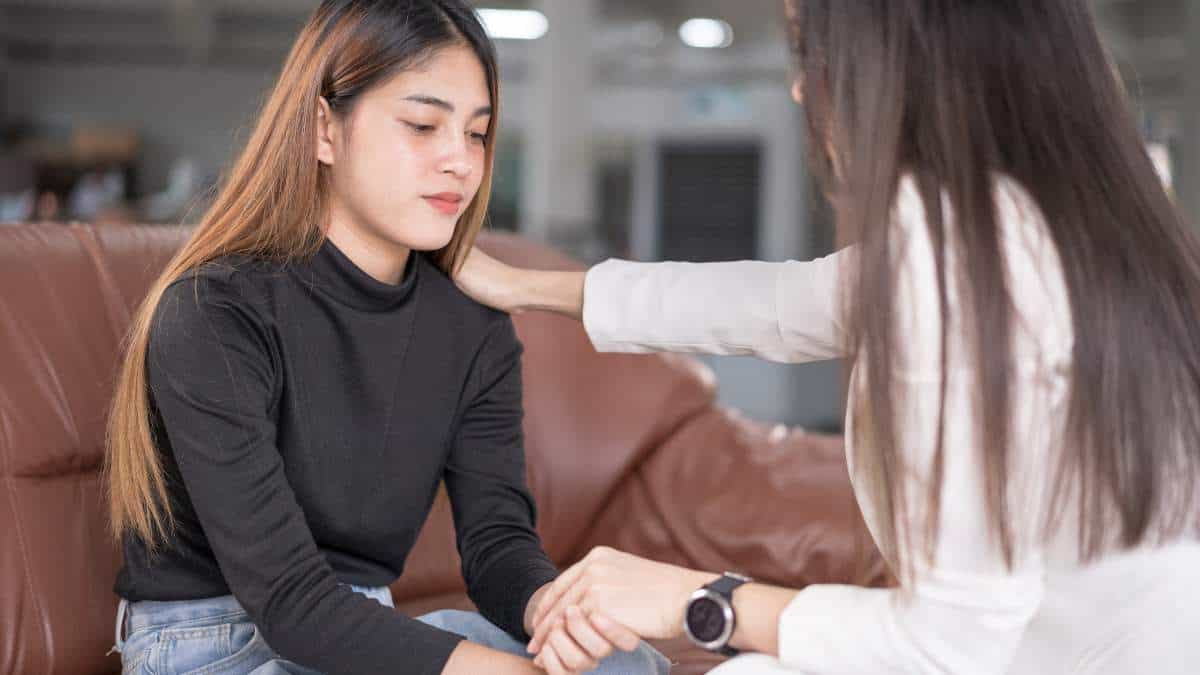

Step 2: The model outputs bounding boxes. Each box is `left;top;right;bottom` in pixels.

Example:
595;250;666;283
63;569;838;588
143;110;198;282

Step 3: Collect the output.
707;653;791;674
599;641;671;675
416;609;483;633
416;610;525;653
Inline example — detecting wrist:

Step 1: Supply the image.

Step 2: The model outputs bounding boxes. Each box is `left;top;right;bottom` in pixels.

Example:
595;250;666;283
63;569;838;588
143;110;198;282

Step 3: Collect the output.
522;270;585;320
523;582;551;636
675;570;722;639
502;266;535;314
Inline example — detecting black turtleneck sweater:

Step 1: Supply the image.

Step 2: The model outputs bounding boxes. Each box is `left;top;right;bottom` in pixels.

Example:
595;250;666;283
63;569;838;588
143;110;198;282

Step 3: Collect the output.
114;240;558;675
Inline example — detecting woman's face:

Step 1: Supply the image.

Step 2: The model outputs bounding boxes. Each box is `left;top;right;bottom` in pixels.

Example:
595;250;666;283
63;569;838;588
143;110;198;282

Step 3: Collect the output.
317;43;491;257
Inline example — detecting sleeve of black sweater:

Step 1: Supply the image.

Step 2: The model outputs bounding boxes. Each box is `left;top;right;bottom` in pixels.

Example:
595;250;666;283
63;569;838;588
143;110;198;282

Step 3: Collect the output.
146;274;464;675
445;317;559;642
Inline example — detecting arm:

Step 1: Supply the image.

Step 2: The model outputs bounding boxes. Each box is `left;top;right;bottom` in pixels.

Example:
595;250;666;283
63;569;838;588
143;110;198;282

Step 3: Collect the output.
445;642;544;674
443;316;559;642
447;319;646;675
582;253;848;363
529;210;1055;673
456;248;851;364
736;181;1066;671
526;376;1048;675
759;369;1047;673
148;275;525;675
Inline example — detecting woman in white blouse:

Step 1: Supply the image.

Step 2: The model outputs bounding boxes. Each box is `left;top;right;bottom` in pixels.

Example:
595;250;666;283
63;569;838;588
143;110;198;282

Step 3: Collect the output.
456;1;1200;673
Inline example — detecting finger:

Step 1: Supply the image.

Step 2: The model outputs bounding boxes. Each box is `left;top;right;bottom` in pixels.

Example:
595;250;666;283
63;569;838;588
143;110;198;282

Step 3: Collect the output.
529;614;553;655
532;579;593;651
530;615;564;658
537;598;583;658
532;582;589;656
529;607;556;654
531;572;572;631
530;584;581;655
589;610;642;653
537;548;613;626
564;606;614;661
537;642;568;675
534;563;588;627
549;626;599;674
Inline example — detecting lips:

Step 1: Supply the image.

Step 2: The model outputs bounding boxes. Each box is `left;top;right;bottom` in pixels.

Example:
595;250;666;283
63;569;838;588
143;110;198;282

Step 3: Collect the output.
423;193;464;216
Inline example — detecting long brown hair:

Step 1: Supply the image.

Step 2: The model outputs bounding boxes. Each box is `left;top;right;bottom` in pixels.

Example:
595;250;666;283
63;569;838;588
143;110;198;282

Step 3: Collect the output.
105;0;500;550
788;0;1200;576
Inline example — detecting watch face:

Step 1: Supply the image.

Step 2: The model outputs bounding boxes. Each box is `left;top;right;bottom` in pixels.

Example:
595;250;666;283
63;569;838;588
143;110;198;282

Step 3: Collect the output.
687;597;727;644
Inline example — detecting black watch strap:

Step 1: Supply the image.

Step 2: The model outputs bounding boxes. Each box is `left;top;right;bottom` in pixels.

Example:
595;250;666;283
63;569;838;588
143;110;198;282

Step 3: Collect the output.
706;573;751;656
705;573;751;597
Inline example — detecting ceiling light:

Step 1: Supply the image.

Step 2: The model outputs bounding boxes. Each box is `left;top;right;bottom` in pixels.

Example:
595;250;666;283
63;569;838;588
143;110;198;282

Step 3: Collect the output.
477;9;549;41
679;18;733;49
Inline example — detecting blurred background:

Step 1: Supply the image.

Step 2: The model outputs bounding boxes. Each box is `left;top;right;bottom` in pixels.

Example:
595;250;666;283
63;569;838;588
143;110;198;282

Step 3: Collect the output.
0;0;1193;430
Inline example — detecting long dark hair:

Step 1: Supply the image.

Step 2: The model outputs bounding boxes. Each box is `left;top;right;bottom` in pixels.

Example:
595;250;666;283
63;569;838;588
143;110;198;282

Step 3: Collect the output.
788;0;1200;576
107;0;499;550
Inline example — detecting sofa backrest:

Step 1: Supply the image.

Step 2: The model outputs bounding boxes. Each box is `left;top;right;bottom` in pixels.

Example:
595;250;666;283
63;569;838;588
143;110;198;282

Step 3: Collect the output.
0;224;186;674
0;223;718;673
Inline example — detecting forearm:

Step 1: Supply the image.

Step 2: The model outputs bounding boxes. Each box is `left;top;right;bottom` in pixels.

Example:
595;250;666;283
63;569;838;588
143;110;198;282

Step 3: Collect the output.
513;269;585;319
449;317;560;641
580;258;847;362
444;641;540;675
462;537;559;641
728;583;801;656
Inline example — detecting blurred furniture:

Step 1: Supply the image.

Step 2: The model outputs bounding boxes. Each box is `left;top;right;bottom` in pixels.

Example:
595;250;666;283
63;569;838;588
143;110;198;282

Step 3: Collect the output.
0;222;888;674
0;155;35;221
10;126;140;220
139;159;198;223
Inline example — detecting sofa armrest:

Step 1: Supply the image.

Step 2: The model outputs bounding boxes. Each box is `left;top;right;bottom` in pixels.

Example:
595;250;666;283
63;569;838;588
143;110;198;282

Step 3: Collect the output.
573;407;890;590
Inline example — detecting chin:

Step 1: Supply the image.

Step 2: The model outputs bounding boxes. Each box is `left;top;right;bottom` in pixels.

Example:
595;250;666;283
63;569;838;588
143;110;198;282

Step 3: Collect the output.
394;221;457;252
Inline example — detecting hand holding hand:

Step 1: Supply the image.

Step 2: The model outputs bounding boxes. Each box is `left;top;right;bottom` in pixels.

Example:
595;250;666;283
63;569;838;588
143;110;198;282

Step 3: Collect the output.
531;606;641;675
529;547;717;655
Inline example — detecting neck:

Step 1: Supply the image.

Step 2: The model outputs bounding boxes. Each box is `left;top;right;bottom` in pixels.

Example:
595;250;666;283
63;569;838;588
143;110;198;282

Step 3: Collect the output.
324;201;411;285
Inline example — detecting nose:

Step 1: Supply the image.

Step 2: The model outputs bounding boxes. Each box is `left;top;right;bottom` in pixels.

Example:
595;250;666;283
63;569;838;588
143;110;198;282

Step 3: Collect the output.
439;135;474;180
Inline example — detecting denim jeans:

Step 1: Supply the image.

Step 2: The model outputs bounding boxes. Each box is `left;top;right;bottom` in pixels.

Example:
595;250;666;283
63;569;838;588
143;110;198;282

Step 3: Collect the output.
112;585;671;674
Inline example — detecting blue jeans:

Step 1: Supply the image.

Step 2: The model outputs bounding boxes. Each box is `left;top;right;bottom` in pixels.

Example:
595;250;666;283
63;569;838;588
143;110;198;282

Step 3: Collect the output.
112;585;670;674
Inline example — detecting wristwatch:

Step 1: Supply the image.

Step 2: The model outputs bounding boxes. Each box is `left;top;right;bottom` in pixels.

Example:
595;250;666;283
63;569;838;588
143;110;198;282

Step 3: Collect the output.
684;572;753;656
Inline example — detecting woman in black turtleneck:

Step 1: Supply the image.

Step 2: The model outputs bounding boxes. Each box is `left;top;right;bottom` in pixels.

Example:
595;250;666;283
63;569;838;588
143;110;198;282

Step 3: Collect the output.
104;3;666;675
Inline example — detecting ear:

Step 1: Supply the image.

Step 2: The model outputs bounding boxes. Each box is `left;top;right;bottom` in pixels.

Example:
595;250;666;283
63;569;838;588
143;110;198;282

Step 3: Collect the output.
791;77;804;106
316;96;338;167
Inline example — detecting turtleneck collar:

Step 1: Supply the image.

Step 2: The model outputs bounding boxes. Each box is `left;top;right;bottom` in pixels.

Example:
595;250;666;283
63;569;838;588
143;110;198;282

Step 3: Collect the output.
296;238;421;312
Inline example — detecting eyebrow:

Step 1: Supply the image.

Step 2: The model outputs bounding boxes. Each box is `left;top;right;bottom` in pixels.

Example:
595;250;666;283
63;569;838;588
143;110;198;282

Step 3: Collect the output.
402;94;492;119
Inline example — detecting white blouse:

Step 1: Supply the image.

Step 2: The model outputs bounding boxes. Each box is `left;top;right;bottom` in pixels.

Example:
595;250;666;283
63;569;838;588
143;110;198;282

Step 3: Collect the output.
582;177;1200;674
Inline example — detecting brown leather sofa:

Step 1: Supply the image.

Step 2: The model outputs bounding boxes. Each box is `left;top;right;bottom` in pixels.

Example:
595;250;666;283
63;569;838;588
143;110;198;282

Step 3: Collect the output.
0;222;887;674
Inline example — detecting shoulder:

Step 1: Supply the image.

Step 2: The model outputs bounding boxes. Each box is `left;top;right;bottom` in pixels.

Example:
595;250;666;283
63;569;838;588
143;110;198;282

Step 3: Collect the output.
889;172;1056;277
152;255;277;354
147;258;281;400
890;173;1072;369
161;253;280;309
416;252;517;344
414;254;522;380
